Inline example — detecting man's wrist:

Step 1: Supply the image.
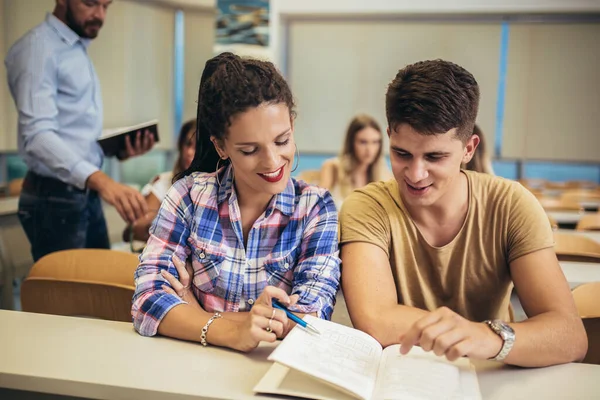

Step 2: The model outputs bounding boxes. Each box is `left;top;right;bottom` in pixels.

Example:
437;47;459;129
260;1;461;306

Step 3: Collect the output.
484;320;516;361
86;170;109;191
483;322;504;358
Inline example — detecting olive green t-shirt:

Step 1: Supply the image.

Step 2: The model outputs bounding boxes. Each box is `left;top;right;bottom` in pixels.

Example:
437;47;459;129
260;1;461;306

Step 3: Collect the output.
339;170;554;322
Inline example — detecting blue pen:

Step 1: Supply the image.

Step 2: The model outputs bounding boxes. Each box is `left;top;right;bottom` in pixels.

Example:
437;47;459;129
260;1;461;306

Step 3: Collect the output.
272;299;321;335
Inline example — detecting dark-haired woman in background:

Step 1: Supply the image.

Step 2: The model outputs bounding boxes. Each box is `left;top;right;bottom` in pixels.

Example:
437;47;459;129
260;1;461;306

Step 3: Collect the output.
463;124;494;175
131;53;340;352
319;114;389;206
123;119;196;242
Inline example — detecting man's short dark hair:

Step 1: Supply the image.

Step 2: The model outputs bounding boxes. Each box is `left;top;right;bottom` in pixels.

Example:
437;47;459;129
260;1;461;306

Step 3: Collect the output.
385;59;480;142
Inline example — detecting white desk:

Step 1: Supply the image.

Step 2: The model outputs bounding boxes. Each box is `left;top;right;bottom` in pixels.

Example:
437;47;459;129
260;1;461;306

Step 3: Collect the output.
557;229;600;244
0;197;31;310
560;261;600;287
0;311;599;400
580;199;600;211
547;210;590;226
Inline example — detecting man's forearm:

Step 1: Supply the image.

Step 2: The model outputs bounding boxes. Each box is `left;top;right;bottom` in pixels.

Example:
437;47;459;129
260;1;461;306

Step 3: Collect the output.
503;311;587;367
351;304;429;347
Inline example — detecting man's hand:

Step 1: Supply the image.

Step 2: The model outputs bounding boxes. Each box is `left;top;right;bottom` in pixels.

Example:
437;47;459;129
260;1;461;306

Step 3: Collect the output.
86;171;147;223
117;129;155;160
400;307;503;362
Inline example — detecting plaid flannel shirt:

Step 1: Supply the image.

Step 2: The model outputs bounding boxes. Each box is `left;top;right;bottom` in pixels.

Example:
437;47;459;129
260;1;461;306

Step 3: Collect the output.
132;165;341;336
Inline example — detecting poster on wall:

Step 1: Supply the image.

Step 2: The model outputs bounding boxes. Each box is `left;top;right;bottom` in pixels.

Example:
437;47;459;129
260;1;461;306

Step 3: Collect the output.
214;0;272;60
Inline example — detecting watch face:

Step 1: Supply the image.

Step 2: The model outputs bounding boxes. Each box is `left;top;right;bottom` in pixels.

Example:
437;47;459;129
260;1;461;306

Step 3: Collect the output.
492;320;515;337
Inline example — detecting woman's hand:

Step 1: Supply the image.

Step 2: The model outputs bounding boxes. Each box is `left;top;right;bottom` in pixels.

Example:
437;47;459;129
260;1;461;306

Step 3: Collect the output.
160;256;201;311
233;286;299;353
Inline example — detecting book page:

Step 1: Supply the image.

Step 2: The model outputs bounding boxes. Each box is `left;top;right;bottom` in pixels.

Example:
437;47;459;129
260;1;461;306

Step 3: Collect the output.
372;345;481;400
100;119;158;140
254;362;357;400
267;315;383;400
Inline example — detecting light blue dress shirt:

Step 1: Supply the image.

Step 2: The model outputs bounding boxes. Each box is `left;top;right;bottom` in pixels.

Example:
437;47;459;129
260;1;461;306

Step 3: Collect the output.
5;13;103;189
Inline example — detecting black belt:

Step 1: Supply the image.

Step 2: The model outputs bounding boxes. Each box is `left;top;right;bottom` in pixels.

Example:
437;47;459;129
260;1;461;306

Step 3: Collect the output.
22;171;90;196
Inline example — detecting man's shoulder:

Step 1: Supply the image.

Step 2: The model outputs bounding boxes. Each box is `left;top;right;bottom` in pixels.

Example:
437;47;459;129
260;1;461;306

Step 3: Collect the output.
6;22;60;65
467;171;523;202
342;179;399;215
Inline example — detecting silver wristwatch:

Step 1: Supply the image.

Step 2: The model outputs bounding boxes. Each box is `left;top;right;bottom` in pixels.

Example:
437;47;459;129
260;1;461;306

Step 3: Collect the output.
484;319;515;362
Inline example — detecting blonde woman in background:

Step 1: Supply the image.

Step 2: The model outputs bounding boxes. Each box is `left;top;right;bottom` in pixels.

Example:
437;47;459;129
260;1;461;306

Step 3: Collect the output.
464;124;495;175
320;114;389;206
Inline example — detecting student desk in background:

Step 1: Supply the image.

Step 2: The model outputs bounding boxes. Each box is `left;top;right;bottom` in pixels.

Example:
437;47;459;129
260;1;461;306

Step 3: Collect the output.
560;261;600;288
556;229;600;245
0;197;31;310
0;310;599;400
546;210;593;229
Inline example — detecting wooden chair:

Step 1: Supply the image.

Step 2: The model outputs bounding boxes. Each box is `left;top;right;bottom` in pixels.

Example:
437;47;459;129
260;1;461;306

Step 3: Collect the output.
553;232;600;262
563;181;599;190
561;190;600;212
538;197;583;212
518;178;547;191
572;283;600;365
576;214;600;231
296;169;321;185
7;178;24;197
21;249;140;322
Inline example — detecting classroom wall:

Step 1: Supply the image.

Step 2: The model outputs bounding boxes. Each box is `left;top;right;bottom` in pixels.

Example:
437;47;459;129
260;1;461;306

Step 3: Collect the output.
183;9;216;122
288;21;500;155
0;0;215;153
503;23;600;162
272;0;600;164
270;0;600;67
0;0;6;151
1;0;55;152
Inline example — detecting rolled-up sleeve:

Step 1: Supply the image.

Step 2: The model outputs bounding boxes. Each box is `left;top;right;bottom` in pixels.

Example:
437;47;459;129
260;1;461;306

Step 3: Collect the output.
289;191;341;320
5;34;98;189
131;178;194;336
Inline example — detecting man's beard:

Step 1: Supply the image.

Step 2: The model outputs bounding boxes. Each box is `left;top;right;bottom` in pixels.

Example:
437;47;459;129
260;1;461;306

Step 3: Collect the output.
65;1;103;39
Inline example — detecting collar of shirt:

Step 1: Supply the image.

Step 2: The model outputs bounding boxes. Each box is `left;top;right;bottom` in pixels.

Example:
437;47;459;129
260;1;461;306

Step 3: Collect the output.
45;13;91;48
215;164;296;217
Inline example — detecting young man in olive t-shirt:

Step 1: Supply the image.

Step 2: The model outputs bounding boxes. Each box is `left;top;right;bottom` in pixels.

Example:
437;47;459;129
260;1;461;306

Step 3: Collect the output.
339;60;586;368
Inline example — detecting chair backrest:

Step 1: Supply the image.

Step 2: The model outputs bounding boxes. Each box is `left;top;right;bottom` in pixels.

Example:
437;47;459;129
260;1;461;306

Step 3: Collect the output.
576;214;600;232
538;197;583;212
518;178;547;191
553;232;600;262
561;190;600;206
21;249;140;322
572;282;600;318
582;317;600;365
296;169;321;185
571;283;600;365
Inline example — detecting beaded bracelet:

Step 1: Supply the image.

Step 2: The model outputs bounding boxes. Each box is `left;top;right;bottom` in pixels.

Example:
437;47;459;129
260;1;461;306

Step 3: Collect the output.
200;312;222;347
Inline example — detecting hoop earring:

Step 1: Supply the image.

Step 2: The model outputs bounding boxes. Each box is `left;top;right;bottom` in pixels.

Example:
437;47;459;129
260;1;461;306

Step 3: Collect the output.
291;145;300;173
215;157;227;187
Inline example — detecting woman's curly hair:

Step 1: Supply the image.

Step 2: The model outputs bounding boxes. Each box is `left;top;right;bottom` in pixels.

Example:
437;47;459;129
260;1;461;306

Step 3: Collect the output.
176;52;296;180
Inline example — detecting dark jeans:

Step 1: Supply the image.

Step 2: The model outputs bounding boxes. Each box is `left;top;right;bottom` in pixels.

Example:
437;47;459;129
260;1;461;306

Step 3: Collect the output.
18;172;110;262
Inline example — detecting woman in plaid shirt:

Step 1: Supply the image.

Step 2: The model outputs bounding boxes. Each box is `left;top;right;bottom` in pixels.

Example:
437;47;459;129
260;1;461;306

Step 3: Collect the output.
131;53;341;352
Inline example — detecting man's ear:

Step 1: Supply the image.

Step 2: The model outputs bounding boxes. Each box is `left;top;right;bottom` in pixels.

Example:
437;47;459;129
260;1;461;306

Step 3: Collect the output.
210;137;227;159
386;126;391;138
463;134;480;163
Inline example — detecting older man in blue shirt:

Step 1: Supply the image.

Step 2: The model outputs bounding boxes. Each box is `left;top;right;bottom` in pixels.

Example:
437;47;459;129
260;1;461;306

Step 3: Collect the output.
5;0;154;261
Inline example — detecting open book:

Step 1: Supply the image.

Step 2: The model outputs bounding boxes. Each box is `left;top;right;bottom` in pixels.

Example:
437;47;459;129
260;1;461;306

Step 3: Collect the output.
254;316;481;400
98;119;159;157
